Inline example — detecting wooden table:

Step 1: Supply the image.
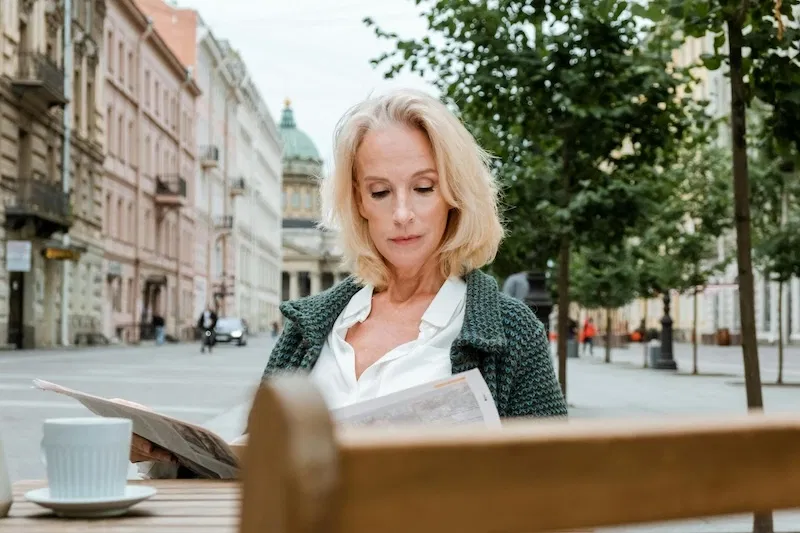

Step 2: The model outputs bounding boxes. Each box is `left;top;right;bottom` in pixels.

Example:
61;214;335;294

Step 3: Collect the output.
4;480;240;532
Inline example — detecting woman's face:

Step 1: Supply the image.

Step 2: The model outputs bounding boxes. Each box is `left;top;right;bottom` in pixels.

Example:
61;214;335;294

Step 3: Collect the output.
355;123;450;279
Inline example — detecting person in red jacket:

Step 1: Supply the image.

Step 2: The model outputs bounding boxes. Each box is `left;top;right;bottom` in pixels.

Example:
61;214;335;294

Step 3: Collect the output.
582;318;596;356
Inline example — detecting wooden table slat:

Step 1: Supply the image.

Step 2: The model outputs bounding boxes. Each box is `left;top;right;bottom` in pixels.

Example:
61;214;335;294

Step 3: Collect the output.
5;479;241;533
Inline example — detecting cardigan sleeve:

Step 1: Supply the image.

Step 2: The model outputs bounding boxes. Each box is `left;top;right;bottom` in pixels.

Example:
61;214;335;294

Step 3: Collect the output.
502;298;568;418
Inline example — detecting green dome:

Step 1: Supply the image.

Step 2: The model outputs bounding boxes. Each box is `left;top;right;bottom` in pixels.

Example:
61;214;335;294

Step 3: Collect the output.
279;99;321;162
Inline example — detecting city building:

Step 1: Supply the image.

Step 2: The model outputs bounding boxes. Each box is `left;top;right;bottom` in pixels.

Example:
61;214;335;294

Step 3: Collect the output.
0;0;107;348
224;44;283;332
279;100;347;300
102;0;200;342
186;17;240;326
139;0;283;330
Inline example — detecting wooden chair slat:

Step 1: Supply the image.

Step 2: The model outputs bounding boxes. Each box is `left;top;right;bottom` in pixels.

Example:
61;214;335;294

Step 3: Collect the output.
241;377;800;533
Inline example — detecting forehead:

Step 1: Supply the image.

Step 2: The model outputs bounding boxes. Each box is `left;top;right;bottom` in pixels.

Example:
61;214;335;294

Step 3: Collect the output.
355;124;436;177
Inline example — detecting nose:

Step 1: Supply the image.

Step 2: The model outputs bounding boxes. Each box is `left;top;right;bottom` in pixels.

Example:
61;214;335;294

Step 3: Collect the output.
392;194;414;226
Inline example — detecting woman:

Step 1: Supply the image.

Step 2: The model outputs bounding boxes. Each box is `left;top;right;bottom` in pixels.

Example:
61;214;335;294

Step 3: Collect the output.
130;88;567;471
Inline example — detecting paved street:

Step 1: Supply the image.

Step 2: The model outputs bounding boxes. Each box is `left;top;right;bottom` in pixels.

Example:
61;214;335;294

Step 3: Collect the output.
0;336;271;483
1;337;799;531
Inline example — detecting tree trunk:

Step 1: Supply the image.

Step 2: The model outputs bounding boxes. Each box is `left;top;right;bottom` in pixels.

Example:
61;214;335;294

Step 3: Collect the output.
777;279;784;385
642;300;649;368
556;233;570;399
693;289;699;375
605;309;612;364
728;16;773;533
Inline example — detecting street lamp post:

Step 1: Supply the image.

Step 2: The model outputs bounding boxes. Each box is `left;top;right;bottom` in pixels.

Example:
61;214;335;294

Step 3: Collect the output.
654;291;678;370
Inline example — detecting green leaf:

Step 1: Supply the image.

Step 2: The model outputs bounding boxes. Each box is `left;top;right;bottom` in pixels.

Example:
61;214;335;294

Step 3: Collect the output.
700;53;723;70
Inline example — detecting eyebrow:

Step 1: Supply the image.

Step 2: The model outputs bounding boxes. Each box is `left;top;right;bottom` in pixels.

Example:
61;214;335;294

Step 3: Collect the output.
362;168;438;182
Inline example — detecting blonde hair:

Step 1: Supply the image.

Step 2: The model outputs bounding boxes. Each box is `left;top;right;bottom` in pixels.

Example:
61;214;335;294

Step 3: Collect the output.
320;89;505;289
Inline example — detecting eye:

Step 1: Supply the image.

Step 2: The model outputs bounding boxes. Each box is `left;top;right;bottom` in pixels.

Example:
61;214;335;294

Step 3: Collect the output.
370;190;390;199
415;186;435;194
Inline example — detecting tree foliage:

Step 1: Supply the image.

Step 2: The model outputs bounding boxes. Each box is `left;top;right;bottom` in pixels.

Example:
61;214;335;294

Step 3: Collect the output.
365;0;701;396
635;125;733;297
571;242;638;310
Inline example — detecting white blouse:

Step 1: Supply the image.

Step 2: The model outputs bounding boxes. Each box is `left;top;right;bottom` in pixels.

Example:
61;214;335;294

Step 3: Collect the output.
309;276;467;410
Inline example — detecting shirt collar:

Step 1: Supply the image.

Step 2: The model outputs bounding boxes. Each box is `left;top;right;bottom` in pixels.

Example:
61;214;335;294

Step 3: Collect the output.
338;284;374;327
420;276;466;329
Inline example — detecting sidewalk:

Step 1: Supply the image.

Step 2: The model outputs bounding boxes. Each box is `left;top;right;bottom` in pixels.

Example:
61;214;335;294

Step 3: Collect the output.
564;355;800;532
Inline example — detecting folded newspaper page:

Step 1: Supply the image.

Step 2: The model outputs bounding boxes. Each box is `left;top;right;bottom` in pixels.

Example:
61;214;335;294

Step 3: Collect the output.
32;379;239;480
32;368;500;478
332;368;502;428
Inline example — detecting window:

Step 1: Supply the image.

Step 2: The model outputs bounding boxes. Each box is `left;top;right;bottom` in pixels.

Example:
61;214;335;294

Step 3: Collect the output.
118;41;124;83
86;79;95;137
117;198;124;240
105;192;112;232
155;81;160;115
128;120;135;165
117;114;124;162
128;278;134;313
291;192;299;207
144;70;151;106
107;31;114;72
144;210;151;249
106;105;113;151
144;136;151;175
304;192;311;209
127;203;133;243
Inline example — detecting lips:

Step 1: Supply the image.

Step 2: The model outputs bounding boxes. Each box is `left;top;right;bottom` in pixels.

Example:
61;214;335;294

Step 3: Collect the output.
390;235;421;244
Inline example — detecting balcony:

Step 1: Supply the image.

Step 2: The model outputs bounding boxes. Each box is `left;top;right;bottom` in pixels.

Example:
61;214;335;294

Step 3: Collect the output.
5;177;72;237
200;145;220;169
12;52;68;109
230;177;246;196
154;176;187;207
214;215;234;232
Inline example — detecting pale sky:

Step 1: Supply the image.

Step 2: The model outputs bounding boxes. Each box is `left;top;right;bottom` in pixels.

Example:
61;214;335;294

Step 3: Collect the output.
176;0;438;170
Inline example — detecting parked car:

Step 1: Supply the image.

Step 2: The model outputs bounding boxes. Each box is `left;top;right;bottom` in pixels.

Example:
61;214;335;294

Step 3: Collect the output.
213;317;248;346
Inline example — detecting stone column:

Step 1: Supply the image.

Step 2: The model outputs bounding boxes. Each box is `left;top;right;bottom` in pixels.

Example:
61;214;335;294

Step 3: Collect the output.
310;271;322;296
289;271;299;300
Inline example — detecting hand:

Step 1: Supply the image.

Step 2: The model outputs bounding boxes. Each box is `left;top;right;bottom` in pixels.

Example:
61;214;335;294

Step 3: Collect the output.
110;398;177;464
130;433;177;464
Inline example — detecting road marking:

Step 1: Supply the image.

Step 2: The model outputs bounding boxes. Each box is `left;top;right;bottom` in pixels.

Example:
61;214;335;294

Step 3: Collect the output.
0;399;227;415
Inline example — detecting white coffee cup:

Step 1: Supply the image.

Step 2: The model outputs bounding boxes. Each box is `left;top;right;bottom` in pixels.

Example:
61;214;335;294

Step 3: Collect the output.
41;417;132;500
0;431;12;517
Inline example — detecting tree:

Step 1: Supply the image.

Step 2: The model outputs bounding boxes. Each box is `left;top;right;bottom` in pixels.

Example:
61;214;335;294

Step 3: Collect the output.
571;243;639;363
661;0;800;530
365;0;697;399
650;127;733;374
751;120;800;384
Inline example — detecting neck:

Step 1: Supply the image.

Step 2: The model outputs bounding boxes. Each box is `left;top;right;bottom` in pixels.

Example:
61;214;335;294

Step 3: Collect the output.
384;261;445;303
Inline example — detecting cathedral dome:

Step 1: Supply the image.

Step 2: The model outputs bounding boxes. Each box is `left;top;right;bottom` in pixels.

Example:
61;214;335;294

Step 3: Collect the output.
279;99;321;162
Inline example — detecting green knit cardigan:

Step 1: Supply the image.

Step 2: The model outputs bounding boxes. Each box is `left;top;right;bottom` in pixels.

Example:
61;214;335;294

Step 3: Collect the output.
263;269;568;419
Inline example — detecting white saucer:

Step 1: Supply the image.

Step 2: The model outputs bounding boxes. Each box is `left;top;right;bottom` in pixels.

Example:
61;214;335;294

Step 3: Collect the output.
24;485;157;518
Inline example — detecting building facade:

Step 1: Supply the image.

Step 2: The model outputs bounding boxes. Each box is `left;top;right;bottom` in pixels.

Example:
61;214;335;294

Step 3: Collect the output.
227;50;283;332
619;33;800;346
0;0;107;348
102;0;200;342
189;18;240;325
279;100;347;301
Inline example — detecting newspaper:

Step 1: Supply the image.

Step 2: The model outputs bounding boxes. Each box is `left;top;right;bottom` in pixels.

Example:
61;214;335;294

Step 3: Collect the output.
332;369;501;428
32;379;240;480
32;369;500;479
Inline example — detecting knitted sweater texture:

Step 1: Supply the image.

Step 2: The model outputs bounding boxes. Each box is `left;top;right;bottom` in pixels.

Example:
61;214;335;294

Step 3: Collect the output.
263;269;568;419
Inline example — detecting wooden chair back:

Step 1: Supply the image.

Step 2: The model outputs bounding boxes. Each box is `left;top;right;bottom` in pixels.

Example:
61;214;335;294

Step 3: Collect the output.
239;375;800;533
